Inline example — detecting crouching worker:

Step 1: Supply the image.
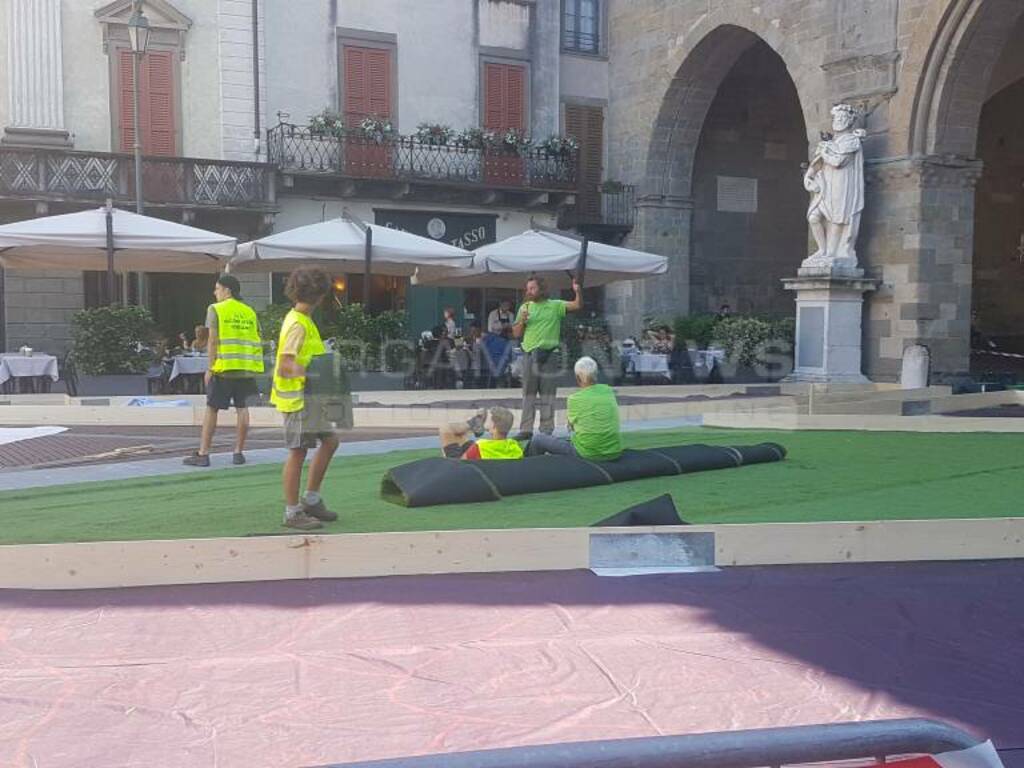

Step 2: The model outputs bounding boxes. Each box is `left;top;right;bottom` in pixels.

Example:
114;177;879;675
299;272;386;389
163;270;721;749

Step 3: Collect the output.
439;405;523;460
272;268;339;531
527;356;623;462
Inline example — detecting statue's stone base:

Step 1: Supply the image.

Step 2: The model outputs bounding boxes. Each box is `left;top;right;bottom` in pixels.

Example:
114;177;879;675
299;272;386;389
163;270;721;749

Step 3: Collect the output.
782;273;879;384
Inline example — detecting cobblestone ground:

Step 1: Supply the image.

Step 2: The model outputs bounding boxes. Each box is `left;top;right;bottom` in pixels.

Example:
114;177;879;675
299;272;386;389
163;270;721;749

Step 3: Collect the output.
0;426;433;470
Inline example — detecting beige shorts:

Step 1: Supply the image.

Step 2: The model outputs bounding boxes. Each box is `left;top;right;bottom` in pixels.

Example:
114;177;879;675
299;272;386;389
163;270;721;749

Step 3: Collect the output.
282;401;338;450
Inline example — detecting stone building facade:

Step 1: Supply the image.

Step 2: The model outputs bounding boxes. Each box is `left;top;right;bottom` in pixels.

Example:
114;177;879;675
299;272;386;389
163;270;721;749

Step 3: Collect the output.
606;0;1024;380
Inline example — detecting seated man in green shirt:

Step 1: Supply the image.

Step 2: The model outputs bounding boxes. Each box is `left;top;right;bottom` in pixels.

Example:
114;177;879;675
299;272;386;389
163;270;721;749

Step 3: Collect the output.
526;356;623;462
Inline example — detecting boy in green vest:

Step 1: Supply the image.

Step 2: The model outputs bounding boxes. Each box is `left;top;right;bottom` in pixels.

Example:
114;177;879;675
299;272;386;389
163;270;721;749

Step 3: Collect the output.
183;274;264;467
439;406;523;460
271;268;339;531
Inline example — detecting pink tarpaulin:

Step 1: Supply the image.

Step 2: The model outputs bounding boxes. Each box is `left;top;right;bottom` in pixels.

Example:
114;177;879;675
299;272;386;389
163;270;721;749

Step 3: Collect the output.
0;561;1022;768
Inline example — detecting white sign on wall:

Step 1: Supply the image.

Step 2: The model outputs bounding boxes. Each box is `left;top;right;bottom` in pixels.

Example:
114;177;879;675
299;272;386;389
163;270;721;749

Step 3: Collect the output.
717;176;758;213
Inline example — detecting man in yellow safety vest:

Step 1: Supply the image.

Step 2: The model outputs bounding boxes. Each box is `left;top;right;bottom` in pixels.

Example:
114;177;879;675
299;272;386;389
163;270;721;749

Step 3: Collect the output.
271;268;339;531
184;274;264;467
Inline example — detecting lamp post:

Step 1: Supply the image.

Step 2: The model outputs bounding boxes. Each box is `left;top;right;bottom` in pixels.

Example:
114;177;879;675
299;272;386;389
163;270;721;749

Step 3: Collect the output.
127;3;150;215
123;3;150;305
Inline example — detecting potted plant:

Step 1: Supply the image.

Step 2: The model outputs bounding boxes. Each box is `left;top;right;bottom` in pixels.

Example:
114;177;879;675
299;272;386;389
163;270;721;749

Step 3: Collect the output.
407;123;470;180
303;109;345;171
70;305;157;396
484;127;530;186
346;116;396;178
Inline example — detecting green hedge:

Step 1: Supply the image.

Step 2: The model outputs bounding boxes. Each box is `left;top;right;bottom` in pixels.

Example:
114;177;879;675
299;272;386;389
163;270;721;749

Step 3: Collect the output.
71;305;157;375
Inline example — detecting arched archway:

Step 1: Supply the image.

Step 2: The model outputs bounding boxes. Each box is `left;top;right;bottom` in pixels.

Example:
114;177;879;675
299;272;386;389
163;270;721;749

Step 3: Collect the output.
638;25;808;319
906;0;1024;159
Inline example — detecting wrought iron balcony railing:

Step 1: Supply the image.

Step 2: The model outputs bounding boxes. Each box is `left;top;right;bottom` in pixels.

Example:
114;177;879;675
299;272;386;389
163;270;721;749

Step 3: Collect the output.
267;123;578;191
561;182;636;233
0;148;275;210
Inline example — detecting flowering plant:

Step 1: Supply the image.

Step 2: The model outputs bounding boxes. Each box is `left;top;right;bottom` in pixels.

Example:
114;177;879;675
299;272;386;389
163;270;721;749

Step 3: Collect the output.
308;109;345;138
498;127;532;153
414;123;455;146
358;117;396;144
454;127;495;150
537;134;579;156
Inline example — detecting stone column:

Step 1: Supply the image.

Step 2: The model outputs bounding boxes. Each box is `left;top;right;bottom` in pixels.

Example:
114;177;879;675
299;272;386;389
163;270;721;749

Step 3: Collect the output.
859;156;981;382
608;194;692;336
3;0;71;147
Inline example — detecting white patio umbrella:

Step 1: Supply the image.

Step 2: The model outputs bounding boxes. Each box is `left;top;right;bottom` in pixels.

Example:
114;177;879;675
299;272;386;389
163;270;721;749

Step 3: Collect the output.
412;228;668;289
230;211;475;311
0;205;236;274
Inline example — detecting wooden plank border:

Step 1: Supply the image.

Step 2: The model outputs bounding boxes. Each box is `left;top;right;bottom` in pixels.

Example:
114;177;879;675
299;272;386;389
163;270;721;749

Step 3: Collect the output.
2;518;1022;590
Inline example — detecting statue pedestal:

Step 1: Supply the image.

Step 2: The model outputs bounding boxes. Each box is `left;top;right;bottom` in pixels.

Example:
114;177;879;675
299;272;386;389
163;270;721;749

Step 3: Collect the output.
782;271;879;383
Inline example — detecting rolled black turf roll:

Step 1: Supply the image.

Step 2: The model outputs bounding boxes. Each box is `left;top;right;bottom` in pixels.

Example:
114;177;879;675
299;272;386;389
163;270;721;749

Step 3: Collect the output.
381;442;787;508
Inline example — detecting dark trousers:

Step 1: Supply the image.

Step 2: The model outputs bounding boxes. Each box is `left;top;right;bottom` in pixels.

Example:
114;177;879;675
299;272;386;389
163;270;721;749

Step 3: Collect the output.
520;348;560;435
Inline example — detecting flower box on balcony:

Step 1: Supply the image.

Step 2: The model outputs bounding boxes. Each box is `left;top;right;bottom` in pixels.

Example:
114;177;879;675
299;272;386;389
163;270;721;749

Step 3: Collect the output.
483;151;525;187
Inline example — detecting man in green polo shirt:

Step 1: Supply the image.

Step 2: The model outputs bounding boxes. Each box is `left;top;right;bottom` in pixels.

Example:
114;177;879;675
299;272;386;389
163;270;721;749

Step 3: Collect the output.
527;356;623;461
512;275;582;437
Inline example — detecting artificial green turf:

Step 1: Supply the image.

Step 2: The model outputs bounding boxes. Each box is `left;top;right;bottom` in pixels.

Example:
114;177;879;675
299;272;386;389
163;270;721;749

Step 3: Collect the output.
2;428;1024;545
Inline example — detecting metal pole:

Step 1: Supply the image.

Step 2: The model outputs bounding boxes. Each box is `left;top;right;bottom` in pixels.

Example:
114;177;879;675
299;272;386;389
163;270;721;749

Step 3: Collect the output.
316;718;980;768
132;49;144;215
577;236;589;289
105;200;116;305
363;226;373;314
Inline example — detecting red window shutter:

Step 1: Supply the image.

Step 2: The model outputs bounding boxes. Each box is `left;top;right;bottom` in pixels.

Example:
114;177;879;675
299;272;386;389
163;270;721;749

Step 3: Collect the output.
483;63;505;131
143;50;176;156
483;62;526;132
367;48;391;119
118;50;137;152
505;65;525;131
565;104;604;219
343;45;391;124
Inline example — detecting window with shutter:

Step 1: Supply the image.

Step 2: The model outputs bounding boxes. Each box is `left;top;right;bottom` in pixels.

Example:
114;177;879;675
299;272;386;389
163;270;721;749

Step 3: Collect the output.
342;45;392;125
482;62;526;132
565;103;604;221
116;48;176;156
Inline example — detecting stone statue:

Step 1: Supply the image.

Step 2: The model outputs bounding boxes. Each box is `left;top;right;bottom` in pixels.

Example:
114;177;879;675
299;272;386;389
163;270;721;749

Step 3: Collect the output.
802;104;866;274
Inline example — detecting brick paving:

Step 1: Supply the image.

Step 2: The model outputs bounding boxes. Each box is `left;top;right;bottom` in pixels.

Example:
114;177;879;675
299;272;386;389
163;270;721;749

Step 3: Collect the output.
0;425;434;471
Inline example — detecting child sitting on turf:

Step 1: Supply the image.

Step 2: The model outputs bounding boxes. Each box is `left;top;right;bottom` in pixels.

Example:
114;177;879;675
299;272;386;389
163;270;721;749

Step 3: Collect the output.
439;406;523;460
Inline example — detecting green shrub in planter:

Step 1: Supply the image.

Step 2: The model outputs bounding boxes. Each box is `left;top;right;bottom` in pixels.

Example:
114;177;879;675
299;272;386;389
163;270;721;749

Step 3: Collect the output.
71;305;156;375
711;316;782;368
673;314;720;349
257;303;292;344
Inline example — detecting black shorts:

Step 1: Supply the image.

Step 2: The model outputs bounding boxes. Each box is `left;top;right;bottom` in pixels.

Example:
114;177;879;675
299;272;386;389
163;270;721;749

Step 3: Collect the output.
443;440;473;458
207;375;259;411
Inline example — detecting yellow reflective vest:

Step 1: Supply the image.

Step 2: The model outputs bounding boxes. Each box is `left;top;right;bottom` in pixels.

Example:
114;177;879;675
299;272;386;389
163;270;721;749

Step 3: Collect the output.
210;298;264;375
476;438;524;460
271;309;325;413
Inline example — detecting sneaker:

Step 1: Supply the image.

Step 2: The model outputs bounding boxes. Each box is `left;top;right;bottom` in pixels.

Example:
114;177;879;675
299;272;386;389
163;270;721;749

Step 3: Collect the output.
466;409;488;437
232;452;246;465
302;498;338;522
183;452;210;467
514;431;533;442
283;512;322;531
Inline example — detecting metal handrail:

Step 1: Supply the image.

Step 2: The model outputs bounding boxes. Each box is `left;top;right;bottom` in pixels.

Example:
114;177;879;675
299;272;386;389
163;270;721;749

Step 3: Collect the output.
315;718;981;768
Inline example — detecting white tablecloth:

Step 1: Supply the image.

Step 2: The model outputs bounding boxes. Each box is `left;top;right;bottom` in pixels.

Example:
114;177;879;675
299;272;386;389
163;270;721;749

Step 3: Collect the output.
692;348;726;369
0;354;59;385
627;353;670;378
169;355;208;381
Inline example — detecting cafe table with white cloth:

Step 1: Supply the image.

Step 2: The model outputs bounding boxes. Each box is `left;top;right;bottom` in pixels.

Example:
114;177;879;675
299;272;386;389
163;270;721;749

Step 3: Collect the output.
0;353;60;386
169;354;209;381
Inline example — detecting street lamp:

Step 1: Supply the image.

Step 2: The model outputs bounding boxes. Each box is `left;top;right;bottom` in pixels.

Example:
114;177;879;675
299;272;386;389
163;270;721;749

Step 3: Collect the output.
127;4;150;215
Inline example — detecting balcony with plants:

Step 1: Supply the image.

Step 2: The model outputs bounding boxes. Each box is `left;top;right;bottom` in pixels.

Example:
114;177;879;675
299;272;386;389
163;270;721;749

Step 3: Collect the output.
267;112;579;210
